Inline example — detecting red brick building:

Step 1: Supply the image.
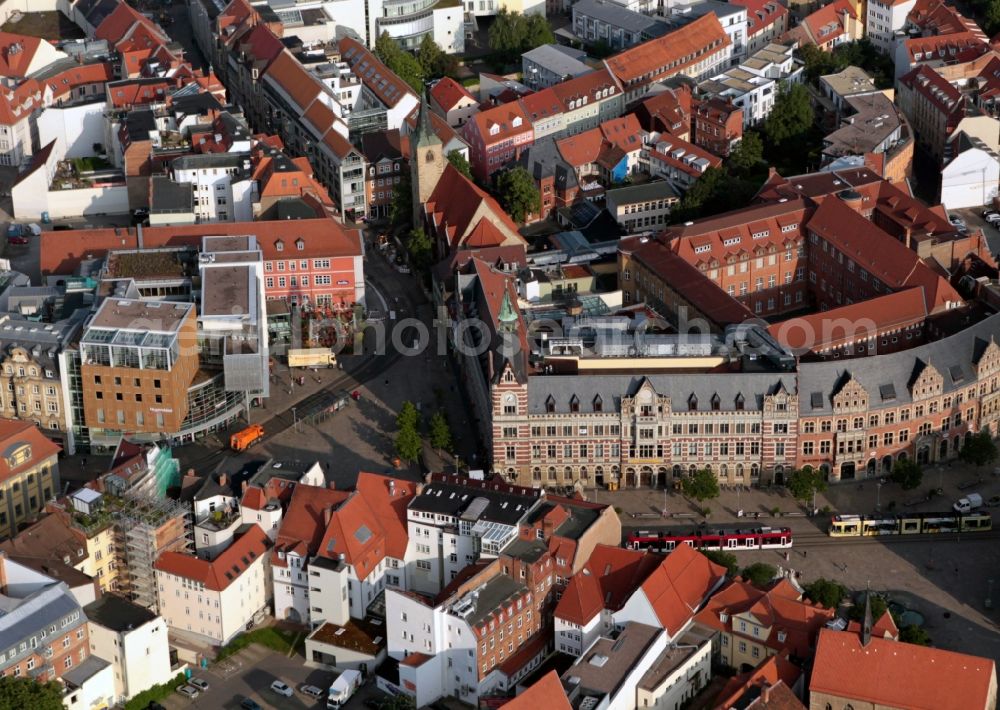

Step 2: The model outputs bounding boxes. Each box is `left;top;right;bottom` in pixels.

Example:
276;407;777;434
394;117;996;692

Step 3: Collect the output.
462;102;535;183
691;97;744;158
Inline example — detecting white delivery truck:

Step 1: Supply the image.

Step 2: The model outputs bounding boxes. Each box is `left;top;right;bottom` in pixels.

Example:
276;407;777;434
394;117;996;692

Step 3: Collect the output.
327;669;363;709
288;348;337;368
953;492;983;514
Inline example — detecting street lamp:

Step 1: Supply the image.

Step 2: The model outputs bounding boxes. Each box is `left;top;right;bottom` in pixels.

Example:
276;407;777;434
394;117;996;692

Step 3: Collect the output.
876;482;882;512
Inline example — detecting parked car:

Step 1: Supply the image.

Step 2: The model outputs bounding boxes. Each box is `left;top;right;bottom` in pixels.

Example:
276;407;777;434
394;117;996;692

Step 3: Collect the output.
27;223;40;236
300;684;325;699
6;234;28;245
986;212;1000;225
176;684;199;699
950;214;967;227
188;677;210;691
986;495;1000;507
983;208;998;217
240;698;262;710
270;680;294;697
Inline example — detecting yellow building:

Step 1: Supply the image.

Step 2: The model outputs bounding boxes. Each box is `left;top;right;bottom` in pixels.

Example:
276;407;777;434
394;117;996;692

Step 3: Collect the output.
692;578;834;672
0;418;61;538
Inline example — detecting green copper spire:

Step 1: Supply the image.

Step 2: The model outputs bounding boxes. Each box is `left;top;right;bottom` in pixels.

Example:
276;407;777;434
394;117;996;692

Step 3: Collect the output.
415;88;441;149
498;290;518;329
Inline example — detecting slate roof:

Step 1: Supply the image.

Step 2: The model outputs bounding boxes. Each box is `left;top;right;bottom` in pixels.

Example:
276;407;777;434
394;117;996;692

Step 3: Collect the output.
409;475;540;525
527;373;795;415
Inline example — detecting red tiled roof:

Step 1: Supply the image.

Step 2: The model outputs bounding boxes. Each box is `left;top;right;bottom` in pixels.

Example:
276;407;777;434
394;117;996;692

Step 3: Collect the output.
732;0;789;34
604;14;729;86
714;654;802;709
900;64;964;116
640;543;726;636
354;472;417;560
469;101;533;147
799;0;856;45
154;524;270;591
502;670;571;710
271;483;350;566
900;31;989;65
806;196;963;309
695;578;835;659
768;287;929;351
235;23;285;69
845;609;899;640
0;419;61;483
40;218;363;275
554;544;662;625
0;33;45;78
400;652;432;667
424;164;523;249
316;491;385;581
95;3;167;47
520;87;562;123
338;37;417;109
810;628;997;709
431;77;476;113
550;67;620;109
628;236;755;325
266;50;322;112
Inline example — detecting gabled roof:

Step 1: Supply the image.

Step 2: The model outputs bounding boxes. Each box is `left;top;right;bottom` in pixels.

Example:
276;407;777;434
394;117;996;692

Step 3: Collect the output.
271;483;350;566
639;542;726;635
423;164;524;249
714;654;803;709
0;419;61;483
468;101;532;146
785;0;855;46
550;67;620;109
265;50;322;113
354;472;418;560
430;76;476;113
810;628;996;709
338;37;417;109
554;544;662;625
503;670;572;710
604;13;729;86
154;524;270;592
694;578;835;658
316;492;385;581
732;0;789;34
0;33;47;78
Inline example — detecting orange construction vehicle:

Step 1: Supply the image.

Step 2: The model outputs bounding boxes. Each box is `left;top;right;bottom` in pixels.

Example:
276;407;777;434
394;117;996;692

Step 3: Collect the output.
230;424;264;452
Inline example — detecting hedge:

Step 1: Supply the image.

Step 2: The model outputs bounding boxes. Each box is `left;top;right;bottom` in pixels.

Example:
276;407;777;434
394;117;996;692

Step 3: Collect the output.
124;672;188;710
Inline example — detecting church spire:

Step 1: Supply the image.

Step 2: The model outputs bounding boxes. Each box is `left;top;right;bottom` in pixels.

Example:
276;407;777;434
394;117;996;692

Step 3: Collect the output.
498;289;518;332
414;87;441;149
861;583;873;647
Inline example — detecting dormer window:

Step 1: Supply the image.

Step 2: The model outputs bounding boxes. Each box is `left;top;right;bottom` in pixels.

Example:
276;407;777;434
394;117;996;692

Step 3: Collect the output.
711;394;720;411
545;395;555;413
275;241;284;252
5;444;30;469
296;239;305;251
489;124;500;136
777;630;787;642
720;612;728;623
735;393;745;411
570;395;580;413
512;116;522;128
593;395;603;412
688;394;698;411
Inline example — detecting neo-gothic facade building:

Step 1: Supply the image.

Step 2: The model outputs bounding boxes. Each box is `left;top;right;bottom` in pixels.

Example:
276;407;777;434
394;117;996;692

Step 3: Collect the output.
489;313;1000;487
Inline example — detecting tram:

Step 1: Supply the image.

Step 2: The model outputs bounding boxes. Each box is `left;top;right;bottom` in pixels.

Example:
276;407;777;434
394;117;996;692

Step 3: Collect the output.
626;526;793;552
828;512;992;536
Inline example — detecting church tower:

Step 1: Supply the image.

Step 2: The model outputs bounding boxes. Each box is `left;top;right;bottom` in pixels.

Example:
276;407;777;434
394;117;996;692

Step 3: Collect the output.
410;91;445;227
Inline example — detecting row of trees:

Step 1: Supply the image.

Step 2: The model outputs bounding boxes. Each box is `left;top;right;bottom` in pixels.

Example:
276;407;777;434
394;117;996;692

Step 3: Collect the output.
682;430;999;507
395;400;453;463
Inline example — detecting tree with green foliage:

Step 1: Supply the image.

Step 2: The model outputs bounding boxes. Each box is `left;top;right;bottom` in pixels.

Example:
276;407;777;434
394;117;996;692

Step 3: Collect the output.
899;624;931;646
787;465;827;504
496;166;540;223
374;32;425;93
405;226;433;271
390;172;413;227
701;549;738;577
763;82;814;147
488;9;555;64
417;35;457;79
682;468;720;502
741;562;778;588
798;40;894;89
429;410;453;452
803;578;847;609
848;592;889;622
727;131;764;175
395;401;423;463
890;458;923;490
447;150;472;179
959;431;998;471
0;677;64;710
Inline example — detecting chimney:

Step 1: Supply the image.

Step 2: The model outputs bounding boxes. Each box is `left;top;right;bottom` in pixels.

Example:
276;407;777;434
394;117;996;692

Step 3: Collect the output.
760;682;772;704
328;481;336;490
324;506;333;526
241;480;249;493
218;472;228;487
137;222;144;249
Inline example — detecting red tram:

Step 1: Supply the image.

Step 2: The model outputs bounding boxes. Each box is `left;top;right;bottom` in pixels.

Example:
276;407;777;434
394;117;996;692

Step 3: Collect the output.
626;526;793;552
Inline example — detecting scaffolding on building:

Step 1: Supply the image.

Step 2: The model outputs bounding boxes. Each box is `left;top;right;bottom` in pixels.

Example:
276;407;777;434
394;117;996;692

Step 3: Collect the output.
114;492;193;611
